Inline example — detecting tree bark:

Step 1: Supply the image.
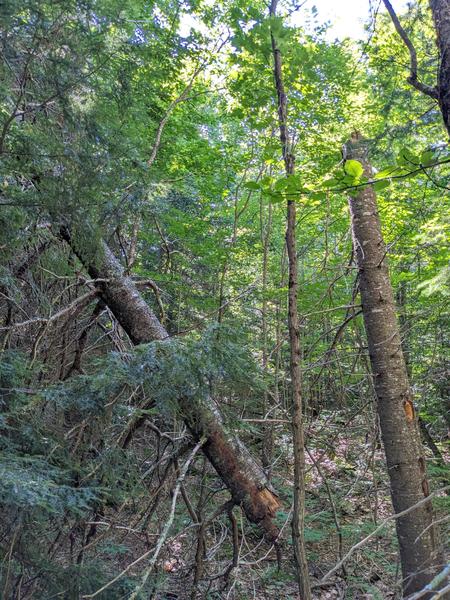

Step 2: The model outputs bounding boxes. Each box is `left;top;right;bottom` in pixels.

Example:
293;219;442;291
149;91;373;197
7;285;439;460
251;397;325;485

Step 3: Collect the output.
269;1;311;597
260;196;274;475
345;133;442;597
430;0;450;136
59;227;281;541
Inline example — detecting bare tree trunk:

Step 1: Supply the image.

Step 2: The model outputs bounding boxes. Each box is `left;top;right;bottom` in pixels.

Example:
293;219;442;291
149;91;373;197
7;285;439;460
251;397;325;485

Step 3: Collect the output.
430;0;450;135
59;227;281;541
269;1;311;597
345;133;442;597
260;197;274;475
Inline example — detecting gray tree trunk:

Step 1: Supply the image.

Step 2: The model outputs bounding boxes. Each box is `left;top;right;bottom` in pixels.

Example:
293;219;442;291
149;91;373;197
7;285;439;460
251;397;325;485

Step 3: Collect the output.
345;133;442;597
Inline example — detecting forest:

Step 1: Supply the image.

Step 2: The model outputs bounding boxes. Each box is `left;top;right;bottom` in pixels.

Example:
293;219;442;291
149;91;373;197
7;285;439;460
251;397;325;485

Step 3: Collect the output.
0;0;449;598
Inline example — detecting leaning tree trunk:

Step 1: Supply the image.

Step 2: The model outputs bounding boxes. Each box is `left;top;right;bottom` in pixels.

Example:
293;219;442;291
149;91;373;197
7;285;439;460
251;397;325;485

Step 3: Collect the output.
345;133;442;597
430;0;450;136
59;227;281;541
269;1;311;597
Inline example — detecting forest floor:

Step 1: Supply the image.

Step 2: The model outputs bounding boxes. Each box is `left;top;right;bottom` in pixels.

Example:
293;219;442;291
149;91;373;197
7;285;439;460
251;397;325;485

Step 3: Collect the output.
93;411;449;599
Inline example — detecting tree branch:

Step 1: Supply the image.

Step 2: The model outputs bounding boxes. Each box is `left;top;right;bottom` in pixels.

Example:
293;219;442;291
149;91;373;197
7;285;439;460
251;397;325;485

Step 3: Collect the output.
382;0;439;99
318;486;449;584
82;438;206;599
0;290;98;331
406;564;450;599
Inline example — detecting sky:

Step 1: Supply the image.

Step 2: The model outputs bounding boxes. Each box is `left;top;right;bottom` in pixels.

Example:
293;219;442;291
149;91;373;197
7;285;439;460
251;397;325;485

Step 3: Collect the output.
297;0;409;41
179;0;410;41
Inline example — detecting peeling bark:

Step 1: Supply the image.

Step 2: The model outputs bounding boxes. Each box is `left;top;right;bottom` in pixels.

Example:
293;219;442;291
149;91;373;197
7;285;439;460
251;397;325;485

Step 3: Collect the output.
345;133;442;597
59;227;281;541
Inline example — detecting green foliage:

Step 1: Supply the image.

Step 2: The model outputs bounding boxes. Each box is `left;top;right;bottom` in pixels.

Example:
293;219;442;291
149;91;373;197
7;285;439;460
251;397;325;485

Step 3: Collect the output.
0;457;100;515
417;266;450;297
0;0;449;596
46;323;265;417
344;159;364;178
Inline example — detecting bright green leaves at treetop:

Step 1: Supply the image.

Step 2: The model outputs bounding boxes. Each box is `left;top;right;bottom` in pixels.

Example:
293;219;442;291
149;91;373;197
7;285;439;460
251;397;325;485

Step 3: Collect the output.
344;160;364;179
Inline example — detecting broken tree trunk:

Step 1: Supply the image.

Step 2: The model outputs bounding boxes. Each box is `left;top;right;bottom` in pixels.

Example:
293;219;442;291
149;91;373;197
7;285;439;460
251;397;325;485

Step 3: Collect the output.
345;133;442;597
59;227;281;541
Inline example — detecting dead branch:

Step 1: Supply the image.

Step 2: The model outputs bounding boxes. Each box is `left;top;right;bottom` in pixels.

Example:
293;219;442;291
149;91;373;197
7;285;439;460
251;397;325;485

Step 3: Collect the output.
0;290;98;331
82;437;206;599
319;486;449;584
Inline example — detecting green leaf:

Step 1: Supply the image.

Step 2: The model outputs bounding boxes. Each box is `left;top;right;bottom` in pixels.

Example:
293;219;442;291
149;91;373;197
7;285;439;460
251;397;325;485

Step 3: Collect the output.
342;174;358;186
310;191;327;201
398;147;418;167
261;175;274;187
344;159;364;178
285;174;302;193
322;178;339;189
373;179;391;192
420;150;435;166
374;166;397;179
274;177;288;191
267;191;285;204
243;181;260;191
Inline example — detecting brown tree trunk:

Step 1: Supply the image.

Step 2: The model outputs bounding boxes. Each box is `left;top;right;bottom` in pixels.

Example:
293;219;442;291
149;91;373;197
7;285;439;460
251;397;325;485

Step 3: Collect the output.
345;133;442;597
430;0;450;136
59;228;281;541
269;1;311;597
260;197;274;474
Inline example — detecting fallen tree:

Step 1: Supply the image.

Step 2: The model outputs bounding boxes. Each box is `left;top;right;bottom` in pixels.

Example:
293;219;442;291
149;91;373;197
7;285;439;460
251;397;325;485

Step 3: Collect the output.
59;226;281;541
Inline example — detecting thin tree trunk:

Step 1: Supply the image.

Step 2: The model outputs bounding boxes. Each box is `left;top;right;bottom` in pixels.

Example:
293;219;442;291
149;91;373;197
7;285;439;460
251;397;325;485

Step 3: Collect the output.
260;197;274;474
127;215;140;272
345;133;442;597
59;227;281;541
269;1;311;597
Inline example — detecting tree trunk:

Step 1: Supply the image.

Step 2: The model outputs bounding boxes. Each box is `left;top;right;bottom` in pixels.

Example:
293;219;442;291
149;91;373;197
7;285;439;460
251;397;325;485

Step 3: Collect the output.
260;197;274;475
430;0;450;136
345;133;442;597
269;1;311;597
59;227;281;541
